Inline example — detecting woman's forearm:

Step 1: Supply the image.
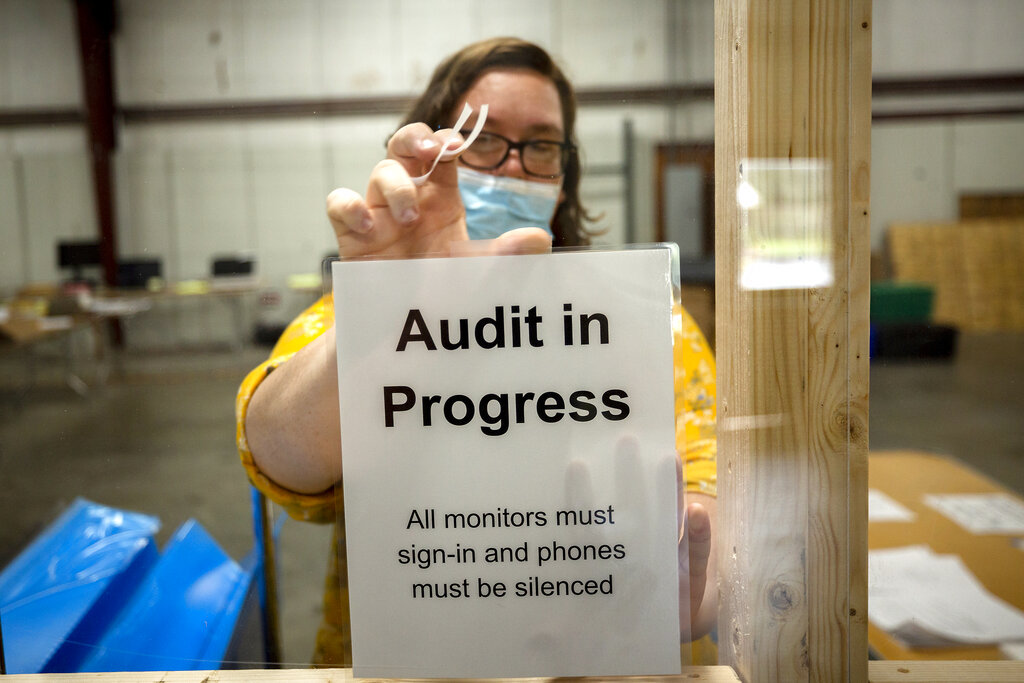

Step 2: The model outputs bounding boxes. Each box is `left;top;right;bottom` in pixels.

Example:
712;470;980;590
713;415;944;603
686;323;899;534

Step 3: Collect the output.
245;326;343;494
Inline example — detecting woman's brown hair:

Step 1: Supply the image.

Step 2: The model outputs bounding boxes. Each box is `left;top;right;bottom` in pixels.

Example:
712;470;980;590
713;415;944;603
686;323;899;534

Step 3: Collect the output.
399;37;595;247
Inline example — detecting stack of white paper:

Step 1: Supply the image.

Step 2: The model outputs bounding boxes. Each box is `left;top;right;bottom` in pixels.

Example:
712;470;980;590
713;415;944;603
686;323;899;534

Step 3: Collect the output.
923;493;1024;534
869;545;1024;648
85;297;153;316
868;489;916;522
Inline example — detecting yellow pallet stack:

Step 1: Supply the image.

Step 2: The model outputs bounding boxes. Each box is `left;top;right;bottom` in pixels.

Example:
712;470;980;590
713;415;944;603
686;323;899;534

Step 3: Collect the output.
887;220;1024;332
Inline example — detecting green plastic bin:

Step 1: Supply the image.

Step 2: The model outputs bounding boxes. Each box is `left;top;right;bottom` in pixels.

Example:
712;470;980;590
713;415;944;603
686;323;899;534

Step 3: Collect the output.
871;281;934;323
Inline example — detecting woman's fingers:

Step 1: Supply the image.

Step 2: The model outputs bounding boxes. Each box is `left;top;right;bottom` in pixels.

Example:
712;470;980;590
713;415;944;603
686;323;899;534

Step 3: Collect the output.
448;227;552;257
679;500;712;635
491;228;553;255
389;123;466;188
388;122;464;164
328;155;427;241
685;502;712;580
366;159;420;224
326;123;471;259
326;187;373;237
387;122;437;161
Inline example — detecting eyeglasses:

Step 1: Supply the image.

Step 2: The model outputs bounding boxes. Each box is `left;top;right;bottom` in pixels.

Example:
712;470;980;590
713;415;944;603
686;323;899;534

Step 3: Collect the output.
458;130;574;179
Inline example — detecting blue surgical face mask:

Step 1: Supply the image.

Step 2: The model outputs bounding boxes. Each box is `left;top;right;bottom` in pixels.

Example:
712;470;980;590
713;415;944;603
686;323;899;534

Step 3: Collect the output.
457;167;560;240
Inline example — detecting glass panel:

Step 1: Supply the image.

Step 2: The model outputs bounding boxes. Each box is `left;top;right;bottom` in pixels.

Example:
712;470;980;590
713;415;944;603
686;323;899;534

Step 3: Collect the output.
4;0;1021;677
867;7;1024;661
0;2;721;674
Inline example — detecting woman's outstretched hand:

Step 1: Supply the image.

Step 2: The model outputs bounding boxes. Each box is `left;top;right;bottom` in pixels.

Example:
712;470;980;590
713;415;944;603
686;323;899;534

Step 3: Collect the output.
326;122;550;260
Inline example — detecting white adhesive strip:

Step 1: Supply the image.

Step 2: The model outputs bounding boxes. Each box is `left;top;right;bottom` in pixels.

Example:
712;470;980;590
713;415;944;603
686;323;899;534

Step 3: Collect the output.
410;103;488;186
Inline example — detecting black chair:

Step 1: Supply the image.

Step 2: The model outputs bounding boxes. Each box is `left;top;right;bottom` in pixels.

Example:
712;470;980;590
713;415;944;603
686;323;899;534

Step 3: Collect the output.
211;257;255;278
116;259;163;289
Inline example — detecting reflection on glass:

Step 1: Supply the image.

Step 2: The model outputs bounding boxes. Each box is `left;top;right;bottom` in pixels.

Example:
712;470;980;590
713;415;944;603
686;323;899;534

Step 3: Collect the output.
738;159;833;291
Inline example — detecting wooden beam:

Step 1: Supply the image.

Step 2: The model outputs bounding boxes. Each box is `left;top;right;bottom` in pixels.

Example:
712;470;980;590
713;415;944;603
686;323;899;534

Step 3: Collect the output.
714;0;870;681
3;72;1021;128
0;109;84;127
872;73;1024;96
872;106;1024;121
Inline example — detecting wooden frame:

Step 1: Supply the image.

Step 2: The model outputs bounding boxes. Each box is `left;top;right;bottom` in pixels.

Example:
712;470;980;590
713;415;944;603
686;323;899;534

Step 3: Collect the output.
714;0;871;681
654;142;716;256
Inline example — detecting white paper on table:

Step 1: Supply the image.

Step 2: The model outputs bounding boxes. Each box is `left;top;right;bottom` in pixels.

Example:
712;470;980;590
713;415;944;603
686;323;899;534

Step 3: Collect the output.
86;298;153;316
37;315;74;331
923;493;1024;534
1001;641;1024;660
868;489;916;522
868;545;1024;647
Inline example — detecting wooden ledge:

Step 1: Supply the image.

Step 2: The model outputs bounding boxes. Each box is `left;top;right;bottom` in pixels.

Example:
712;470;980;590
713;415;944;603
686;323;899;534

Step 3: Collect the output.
869;660;1024;682
0;667;741;682
6;662;1024;681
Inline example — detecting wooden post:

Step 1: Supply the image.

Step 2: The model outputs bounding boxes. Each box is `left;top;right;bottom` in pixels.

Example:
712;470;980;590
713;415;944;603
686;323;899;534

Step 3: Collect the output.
714;1;871;681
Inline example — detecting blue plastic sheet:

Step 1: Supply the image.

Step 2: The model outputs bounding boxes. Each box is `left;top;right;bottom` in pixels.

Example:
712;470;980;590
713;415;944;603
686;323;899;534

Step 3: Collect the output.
76;519;254;671
0;498;160;674
2;498;261;672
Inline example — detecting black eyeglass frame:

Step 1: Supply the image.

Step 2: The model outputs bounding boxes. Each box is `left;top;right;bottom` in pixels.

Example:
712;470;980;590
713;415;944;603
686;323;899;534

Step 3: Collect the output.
457;130;576;179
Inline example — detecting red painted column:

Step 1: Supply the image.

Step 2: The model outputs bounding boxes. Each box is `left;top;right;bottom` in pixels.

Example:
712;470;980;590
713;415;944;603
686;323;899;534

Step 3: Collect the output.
74;0;118;289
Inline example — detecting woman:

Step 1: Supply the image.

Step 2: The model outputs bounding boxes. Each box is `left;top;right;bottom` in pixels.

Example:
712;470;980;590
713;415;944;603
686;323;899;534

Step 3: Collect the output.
237;37;717;666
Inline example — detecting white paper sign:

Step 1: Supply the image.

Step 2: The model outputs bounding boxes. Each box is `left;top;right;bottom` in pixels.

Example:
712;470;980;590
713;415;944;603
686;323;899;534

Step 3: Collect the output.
333;249;681;679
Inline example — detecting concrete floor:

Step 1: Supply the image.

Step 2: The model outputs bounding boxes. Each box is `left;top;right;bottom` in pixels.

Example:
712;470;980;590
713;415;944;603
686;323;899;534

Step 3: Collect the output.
0;343;332;667
869;332;1024;493
1;331;1022;667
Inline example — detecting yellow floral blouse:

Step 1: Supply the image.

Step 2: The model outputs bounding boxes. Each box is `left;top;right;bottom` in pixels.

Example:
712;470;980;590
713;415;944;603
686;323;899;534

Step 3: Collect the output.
237;295;717;666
